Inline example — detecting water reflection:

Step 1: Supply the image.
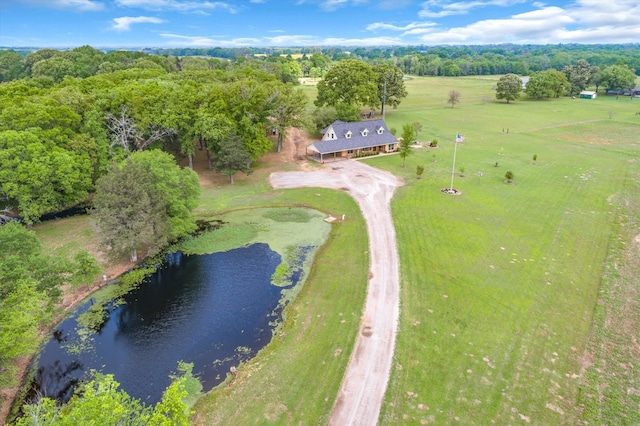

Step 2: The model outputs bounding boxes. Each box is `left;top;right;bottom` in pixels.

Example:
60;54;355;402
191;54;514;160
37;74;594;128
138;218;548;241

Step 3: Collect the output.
29;243;297;405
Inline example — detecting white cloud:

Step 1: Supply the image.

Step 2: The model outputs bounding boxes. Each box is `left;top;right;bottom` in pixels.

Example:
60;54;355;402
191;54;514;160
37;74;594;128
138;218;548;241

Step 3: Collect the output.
266;34;404;46
159;31;403;47
17;0;104;11
570;0;640;26
320;0;349;10
264;34;320;45
320;36;403;46
115;0;238;13
419;7;573;44
366;22;436;32
112;16;165;31
414;3;640;45
418;0;525;18
160;33;262;46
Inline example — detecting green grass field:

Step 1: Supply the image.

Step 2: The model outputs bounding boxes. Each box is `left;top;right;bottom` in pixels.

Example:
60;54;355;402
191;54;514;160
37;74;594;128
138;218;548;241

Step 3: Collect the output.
369;77;640;424
31;76;640;425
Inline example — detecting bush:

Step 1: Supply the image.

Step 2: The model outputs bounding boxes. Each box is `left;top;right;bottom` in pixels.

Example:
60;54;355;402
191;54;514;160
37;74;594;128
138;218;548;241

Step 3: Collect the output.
354;151;380;158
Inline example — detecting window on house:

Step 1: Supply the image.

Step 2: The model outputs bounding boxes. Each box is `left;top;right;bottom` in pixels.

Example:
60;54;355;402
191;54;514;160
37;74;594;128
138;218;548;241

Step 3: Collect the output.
388;144;395;150
345;131;352;139
362;147;370;151
361;129;368;136
347;149;354;154
377;127;384;134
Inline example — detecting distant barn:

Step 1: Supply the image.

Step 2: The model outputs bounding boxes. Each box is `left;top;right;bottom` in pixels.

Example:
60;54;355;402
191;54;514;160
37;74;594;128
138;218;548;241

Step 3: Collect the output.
579;91;597;99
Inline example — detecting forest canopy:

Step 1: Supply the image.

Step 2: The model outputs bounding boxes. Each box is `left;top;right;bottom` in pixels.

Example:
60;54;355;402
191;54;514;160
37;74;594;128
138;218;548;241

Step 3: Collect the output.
0;49;309;222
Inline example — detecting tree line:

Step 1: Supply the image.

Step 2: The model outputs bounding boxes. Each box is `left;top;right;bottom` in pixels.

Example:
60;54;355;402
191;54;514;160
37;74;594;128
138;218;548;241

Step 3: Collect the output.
3;44;638;86
493;60;638;104
111;44;640;78
0;45;305;84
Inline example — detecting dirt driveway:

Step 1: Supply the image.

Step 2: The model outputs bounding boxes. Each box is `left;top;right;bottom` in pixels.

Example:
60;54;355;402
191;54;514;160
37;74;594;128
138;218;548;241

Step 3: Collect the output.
270;160;403;425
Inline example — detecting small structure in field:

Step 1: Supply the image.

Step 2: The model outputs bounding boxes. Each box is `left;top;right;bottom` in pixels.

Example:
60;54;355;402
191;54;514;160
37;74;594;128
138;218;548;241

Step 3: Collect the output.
579;91;597;99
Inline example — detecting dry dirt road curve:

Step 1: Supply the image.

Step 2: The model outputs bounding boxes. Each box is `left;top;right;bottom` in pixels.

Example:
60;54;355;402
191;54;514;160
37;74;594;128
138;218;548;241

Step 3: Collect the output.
270;160;403;426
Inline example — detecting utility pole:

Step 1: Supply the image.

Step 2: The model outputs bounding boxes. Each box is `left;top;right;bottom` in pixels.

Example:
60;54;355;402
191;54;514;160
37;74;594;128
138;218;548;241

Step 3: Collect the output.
382;78;387;119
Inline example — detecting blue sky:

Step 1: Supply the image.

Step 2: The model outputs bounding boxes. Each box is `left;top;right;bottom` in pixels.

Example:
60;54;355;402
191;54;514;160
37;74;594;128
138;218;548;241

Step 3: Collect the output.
1;0;639;48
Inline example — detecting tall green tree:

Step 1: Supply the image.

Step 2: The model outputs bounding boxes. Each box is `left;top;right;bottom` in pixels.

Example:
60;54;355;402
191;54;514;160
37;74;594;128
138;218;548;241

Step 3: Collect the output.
129;150;200;240
525;71;554;99
92;150;200;261
597;64;637;92
563;59;595;95
315;59;378;110
92;159;167;262
544;69;570;98
271;83;308;153
224;79;275;160
159;79;202;169
525;69;570;99
0;51;25;82
31;56;77;83
399;123;416;168
213;132;253;184
495;73;523;104
373;63;407;116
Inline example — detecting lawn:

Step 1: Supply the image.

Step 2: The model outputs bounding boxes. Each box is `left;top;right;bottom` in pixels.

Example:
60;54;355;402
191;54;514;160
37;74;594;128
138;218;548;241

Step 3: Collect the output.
368;79;640;424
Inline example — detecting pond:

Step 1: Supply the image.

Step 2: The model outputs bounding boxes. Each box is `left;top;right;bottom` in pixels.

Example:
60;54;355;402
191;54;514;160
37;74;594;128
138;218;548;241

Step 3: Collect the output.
28;243;306;405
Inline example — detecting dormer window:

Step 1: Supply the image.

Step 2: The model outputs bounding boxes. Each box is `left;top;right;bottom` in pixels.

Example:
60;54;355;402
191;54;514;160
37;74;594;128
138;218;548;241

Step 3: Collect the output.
377;127;384;135
361;129;369;137
345;131;352;139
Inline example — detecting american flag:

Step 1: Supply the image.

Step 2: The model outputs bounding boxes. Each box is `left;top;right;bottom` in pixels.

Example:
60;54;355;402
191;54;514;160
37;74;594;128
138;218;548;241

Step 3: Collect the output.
456;133;465;143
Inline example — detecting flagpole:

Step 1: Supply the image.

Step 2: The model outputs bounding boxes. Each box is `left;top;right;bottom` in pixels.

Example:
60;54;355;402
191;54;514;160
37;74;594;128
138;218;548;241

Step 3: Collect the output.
450;134;458;190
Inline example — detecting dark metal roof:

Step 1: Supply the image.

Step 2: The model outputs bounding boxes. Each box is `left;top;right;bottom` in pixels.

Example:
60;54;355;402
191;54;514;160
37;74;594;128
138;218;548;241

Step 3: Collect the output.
311;119;398;155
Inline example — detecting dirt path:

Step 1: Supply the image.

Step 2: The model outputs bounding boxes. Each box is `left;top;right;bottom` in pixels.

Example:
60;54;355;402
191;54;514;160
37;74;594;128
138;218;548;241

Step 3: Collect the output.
270;160;403;425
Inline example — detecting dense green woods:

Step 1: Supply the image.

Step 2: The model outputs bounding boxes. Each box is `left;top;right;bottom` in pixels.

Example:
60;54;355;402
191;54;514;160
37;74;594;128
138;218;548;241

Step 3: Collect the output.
0;56;308;223
2;44;638;85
